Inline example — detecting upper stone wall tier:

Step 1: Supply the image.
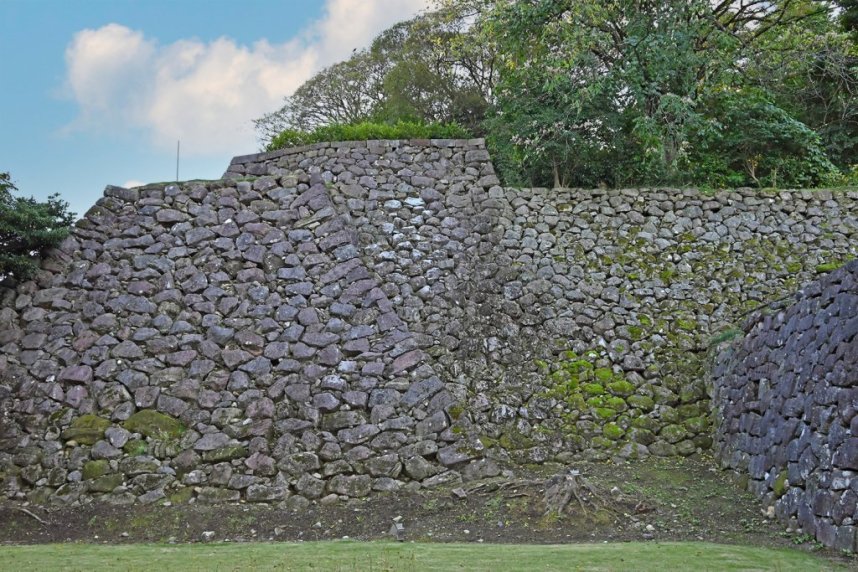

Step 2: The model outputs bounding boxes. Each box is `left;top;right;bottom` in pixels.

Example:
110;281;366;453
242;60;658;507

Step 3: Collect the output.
222;138;499;189
711;259;858;552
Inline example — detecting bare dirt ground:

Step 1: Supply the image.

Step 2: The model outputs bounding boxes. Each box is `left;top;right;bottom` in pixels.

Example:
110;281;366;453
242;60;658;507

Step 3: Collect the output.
1;455;853;568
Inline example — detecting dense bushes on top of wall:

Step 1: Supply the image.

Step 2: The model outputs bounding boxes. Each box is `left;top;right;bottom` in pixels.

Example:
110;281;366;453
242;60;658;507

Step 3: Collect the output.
266;121;471;152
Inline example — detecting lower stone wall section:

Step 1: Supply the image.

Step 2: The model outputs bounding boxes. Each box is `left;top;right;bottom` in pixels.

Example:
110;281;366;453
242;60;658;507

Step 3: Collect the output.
711;259;858;552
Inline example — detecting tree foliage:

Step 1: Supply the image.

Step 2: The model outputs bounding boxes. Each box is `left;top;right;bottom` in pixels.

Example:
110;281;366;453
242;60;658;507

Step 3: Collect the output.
0;172;75;282
480;0;848;188
254;6;495;147
256;0;857;189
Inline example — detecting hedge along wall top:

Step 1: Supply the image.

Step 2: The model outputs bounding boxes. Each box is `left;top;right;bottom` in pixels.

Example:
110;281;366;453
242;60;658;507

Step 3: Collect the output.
0;137;856;509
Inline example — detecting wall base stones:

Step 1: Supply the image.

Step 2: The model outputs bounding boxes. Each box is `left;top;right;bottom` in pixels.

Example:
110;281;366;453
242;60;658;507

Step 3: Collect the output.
712;259;858;552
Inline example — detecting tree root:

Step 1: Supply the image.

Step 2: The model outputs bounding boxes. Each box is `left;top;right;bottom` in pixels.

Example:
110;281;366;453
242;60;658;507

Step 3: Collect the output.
16;507;48;525
542;469;608;517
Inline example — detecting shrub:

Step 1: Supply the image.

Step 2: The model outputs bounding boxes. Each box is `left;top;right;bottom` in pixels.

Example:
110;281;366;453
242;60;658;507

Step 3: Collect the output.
0;171;75;282
266;120;472;151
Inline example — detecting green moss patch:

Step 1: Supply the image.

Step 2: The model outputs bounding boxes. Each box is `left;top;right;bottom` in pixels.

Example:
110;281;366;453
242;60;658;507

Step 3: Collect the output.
608;380;635;397
169;487;196;505
773;471;789;498
201;446;247;463
62;415;111;445
603;423;625;440
89;474;124;493
82;460;110;480
123;410;186;440
123;439;148;456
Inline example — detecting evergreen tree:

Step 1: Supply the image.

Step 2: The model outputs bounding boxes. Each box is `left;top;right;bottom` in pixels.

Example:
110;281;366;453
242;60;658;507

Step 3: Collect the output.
0;172;75;282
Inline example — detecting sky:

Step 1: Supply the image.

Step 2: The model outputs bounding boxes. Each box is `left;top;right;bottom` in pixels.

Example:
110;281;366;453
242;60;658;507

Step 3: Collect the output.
0;0;431;218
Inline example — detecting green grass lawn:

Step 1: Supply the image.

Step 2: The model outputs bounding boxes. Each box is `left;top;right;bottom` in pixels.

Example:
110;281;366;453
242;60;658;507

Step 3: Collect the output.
0;541;845;571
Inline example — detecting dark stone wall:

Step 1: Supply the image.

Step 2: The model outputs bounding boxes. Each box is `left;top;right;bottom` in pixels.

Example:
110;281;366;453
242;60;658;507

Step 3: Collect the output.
711;259;858;552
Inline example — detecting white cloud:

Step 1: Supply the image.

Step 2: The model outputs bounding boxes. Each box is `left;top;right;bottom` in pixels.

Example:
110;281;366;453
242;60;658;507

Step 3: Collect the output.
121;180;146;188
63;0;431;156
315;0;431;65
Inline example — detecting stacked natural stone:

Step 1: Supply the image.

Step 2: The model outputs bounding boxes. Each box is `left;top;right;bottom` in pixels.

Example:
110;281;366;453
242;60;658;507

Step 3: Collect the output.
0;141;499;507
231;142;858;468
1;137;857;509
711;259;858;552
449;186;858;465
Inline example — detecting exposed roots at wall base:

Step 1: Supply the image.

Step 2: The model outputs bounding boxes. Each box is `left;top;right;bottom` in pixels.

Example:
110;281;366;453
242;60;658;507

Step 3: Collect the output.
542;469;610;517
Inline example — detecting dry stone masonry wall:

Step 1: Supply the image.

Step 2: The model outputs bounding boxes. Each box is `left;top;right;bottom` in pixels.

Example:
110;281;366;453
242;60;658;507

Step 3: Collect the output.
1;137;857;511
712;259;858;552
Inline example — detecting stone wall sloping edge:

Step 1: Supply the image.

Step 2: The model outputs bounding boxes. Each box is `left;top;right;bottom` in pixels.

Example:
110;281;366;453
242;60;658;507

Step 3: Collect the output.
711;258;858;552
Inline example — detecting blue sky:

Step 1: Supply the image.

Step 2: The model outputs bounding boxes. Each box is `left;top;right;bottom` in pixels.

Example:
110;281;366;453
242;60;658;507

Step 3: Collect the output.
0;0;429;218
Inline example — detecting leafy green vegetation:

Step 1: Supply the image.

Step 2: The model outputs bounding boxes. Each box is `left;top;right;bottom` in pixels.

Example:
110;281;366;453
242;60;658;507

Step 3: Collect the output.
0;171;75;282
480;0;855;189
0;541;845;572
266;120;472;151
257;1;857;190
255;6;492;143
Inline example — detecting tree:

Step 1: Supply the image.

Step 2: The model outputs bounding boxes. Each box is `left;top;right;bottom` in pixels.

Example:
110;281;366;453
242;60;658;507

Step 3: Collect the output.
255;6;495;147
0;172;75;282
253;51;387;143
734;1;857;174
688;89;840;188
469;0;848;188
838;0;858;38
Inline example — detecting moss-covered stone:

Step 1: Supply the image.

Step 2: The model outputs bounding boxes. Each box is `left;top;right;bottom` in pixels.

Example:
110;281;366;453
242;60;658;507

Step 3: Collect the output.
630;416;660;431
608;380;635;397
629;427;656;446
82;459;110;480
62;415;111;445
123;439;148;456
201;445;247;463
582;383;605;396
815;262;842;273
603;423;625;440
660;424;688;444
169;487;195;504
659;406;681;424
627;395;655;411
594;368;614;383
605;396;628;412
123;410;186;440
588;436;614;449
683;416;709;434
498;431;535;450
593;407;617;420
89;473;123;493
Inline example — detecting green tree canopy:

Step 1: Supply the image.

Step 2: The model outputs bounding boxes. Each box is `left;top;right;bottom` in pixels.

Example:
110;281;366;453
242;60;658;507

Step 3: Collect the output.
479;0;847;188
257;0;855;189
0;172;75;283
254;6;495;147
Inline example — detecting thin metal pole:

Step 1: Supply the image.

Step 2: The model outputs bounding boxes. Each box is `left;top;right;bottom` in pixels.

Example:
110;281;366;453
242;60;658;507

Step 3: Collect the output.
176;140;180;182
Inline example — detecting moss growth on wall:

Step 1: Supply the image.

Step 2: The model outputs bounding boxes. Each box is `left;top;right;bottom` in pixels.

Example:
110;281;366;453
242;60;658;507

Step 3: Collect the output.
62;415;111;445
123;411;186;440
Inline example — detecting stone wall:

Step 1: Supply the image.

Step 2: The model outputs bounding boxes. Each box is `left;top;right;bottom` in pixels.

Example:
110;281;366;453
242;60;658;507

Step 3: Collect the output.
1;137;857;508
711;259;858;552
